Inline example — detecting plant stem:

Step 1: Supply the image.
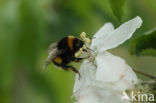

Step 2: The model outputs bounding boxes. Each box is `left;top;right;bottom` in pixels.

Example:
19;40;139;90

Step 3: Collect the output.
133;68;156;79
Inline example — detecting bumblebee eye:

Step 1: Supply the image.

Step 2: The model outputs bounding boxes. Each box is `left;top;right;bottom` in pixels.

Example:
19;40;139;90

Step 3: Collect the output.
76;43;80;47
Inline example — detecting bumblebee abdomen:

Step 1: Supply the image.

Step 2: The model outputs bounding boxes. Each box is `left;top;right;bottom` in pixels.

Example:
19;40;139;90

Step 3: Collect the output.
53;57;62;64
52;50;73;65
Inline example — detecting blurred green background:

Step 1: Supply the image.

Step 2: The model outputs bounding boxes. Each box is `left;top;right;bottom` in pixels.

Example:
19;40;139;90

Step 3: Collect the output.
0;0;156;103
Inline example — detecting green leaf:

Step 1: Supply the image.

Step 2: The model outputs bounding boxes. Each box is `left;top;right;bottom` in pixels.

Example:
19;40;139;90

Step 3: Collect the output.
129;30;156;56
140;49;156;57
109;0;126;21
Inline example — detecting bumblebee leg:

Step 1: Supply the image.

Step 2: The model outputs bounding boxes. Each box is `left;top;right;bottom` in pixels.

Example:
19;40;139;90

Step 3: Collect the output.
74;56;90;62
73;58;84;62
63;65;81;80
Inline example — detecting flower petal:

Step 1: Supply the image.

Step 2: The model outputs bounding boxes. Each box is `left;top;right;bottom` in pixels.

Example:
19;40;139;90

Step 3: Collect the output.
91;23;115;50
95;52;137;90
92;16;142;52
77;81;130;103
73;60;96;97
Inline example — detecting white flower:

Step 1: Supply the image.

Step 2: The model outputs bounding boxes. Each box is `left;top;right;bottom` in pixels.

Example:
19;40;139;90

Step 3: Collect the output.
73;16;143;103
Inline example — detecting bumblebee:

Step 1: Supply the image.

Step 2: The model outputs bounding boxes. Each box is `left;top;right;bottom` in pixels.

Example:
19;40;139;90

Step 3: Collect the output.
44;32;91;79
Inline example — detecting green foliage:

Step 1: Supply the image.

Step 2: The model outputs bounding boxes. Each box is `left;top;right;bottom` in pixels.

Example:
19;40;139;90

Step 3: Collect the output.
109;0;126;21
130;30;156;56
140;49;156;57
0;0;58;103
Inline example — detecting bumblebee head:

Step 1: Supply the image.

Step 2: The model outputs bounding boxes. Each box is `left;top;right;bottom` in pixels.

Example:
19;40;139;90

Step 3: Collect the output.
74;39;84;49
74;32;93;58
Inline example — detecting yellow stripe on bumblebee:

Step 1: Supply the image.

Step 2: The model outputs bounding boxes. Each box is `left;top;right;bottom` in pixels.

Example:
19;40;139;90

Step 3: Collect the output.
67;36;75;50
53;57;62;64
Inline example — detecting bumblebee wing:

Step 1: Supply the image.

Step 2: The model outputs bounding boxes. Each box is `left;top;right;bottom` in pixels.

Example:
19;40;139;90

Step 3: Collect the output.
48;42;57;53
43;48;62;69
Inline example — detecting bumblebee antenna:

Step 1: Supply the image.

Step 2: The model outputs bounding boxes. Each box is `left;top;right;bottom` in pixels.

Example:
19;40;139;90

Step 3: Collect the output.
87;47;94;52
89;37;96;39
